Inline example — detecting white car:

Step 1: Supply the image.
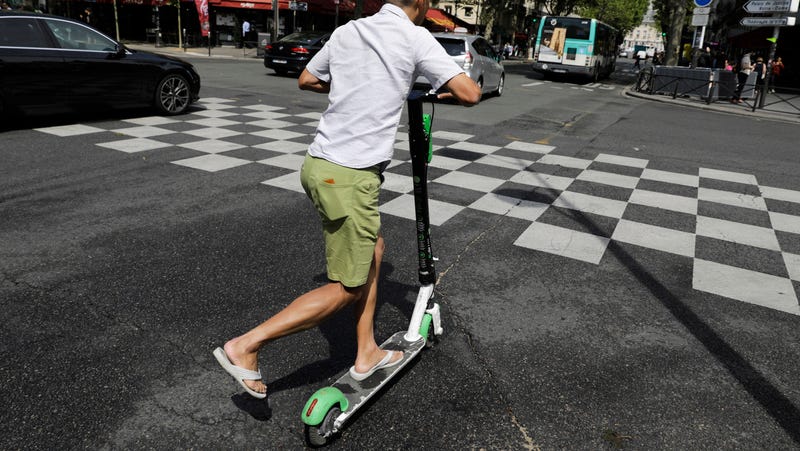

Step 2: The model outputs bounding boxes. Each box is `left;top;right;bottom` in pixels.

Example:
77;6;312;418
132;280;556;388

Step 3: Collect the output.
414;33;505;99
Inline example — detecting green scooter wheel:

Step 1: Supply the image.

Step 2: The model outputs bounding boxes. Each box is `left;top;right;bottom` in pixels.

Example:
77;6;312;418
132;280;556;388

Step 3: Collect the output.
304;406;341;447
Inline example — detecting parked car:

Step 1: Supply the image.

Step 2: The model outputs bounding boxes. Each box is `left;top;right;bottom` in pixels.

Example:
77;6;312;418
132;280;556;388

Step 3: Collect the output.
0;11;200;117
263;31;331;75
414;33;505;98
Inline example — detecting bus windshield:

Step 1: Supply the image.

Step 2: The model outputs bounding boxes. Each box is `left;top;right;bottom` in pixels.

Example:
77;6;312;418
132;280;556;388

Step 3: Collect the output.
541;17;591;40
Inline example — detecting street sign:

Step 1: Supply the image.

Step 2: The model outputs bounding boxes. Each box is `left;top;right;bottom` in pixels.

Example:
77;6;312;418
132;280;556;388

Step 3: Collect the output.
695;6;711;13
691;14;710;26
743;0;799;12
740;16;796;25
289;1;307;10
694;0;712;7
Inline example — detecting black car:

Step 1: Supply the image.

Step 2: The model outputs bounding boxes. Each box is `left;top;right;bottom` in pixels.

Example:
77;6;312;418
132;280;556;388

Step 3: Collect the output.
263;31;331;75
0;11;200;117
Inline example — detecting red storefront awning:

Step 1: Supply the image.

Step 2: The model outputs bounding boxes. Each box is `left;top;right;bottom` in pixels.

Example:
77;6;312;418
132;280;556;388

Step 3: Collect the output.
206;0;381;13
208;0;288;9
426;8;455;31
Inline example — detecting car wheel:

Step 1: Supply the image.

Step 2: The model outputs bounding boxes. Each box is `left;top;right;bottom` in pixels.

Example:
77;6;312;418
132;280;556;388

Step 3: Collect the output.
274;69;288;76
494;74;505;97
155;73;191;115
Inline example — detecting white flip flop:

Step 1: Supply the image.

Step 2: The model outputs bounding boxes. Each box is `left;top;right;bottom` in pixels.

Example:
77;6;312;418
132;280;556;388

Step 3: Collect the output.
349;351;403;381
212;347;267;399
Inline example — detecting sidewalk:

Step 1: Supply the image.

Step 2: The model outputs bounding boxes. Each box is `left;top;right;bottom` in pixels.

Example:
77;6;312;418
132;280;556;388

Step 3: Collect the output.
125;42;263;60
625;87;800;124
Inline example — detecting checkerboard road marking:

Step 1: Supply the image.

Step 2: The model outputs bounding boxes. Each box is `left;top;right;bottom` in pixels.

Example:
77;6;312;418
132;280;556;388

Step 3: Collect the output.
34;98;800;316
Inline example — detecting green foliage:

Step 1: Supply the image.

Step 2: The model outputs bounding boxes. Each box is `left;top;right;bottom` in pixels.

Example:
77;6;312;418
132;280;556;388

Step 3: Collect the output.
545;0;587;16
578;0;649;36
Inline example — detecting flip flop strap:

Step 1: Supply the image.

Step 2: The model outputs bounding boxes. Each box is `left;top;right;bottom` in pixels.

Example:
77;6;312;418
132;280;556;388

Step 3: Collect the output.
230;364;262;381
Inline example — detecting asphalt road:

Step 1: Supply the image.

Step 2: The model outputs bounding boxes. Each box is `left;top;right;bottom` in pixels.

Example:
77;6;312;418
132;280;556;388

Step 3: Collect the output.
2;56;800;449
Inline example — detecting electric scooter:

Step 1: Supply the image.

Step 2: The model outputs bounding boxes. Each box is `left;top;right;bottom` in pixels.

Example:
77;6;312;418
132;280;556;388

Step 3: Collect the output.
301;91;443;446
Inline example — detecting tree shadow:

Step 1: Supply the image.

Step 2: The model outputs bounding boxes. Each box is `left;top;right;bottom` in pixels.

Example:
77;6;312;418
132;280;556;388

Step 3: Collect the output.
545;191;800;445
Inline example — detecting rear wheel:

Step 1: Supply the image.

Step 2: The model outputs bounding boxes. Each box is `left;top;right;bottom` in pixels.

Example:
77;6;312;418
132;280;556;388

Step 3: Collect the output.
274;68;288;76
154;73;191;115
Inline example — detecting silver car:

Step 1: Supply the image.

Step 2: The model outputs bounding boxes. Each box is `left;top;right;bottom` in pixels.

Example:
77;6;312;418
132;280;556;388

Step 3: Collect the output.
415;33;505;98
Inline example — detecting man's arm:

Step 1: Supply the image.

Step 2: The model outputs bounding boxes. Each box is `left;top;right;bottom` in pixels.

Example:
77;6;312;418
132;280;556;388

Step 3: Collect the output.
298;69;330;93
439;73;481;106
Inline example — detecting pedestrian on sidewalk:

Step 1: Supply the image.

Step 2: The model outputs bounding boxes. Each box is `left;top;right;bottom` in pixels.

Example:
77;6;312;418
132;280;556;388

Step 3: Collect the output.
212;0;481;399
733;52;753;104
241;19;251;48
770;56;784;92
754;56;767;91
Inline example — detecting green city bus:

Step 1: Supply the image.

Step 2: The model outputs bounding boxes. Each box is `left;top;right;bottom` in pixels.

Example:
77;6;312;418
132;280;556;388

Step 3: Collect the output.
531;16;617;80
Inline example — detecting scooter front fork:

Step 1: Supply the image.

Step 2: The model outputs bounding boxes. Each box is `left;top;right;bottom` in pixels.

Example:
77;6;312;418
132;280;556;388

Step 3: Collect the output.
403;284;442;342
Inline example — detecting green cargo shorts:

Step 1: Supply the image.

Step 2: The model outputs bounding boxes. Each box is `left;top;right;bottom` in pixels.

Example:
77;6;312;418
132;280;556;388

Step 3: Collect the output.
300;153;382;288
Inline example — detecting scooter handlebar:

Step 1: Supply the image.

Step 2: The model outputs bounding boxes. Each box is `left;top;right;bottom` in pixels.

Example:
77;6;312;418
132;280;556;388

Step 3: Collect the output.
407;89;441;102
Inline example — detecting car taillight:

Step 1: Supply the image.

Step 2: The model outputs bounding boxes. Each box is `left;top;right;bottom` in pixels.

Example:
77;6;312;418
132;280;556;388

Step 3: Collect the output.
265;44;273;51
291;47;309;54
463;51;473;69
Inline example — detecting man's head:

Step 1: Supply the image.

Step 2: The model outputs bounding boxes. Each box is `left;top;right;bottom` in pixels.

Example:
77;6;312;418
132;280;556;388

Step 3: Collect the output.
387;0;429;25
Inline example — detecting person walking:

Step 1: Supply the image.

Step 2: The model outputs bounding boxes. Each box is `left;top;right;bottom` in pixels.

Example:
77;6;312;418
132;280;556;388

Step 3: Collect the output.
733;52;753;104
770;56;784;92
241;19;250;48
212;0;481;399
754;56;767;90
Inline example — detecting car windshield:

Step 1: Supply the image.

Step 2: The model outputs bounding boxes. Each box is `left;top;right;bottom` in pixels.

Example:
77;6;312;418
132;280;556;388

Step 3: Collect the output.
279;32;325;44
435;38;466;56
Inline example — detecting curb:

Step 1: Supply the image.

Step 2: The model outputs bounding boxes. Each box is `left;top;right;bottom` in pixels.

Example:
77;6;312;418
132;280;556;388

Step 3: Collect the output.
624;88;800;125
125;43;262;61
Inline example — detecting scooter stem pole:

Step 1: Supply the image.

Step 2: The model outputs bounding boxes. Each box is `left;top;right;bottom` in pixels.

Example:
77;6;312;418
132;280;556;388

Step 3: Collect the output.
406;95;436;287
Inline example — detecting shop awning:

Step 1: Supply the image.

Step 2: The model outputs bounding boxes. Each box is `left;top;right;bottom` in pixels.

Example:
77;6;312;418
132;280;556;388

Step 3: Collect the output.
206;0;381;13
426;8;455;31
424;8;475;33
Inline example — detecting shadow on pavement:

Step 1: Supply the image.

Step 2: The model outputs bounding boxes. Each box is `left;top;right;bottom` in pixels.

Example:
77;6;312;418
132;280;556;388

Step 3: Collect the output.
549;201;800;445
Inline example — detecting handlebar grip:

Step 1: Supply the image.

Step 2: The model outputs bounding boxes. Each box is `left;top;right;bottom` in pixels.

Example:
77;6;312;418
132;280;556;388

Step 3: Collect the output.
408;89;440;102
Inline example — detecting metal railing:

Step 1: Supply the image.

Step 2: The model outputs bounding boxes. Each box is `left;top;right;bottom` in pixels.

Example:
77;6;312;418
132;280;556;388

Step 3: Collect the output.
634;66;799;117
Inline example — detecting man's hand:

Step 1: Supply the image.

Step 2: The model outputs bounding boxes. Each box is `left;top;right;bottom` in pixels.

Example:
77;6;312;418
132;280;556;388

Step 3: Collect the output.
298;69;330;93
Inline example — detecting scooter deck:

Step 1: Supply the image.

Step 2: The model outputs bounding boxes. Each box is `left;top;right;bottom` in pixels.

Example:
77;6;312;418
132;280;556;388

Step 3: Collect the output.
333;331;426;425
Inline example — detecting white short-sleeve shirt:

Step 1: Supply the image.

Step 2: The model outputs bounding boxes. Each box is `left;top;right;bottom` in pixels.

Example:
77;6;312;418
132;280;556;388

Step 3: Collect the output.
304;4;463;169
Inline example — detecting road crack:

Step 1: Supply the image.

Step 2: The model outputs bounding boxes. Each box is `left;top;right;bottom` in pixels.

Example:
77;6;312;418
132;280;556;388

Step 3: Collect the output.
434;208;540;451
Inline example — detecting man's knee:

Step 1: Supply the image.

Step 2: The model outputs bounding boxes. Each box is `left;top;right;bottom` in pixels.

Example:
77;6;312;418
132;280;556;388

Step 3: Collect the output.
343;283;369;304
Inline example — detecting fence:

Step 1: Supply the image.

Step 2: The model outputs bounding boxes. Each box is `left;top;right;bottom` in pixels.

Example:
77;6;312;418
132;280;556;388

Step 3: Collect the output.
634;66;800;117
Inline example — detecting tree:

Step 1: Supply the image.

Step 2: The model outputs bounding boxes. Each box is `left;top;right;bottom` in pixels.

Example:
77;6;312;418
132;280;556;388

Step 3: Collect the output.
579;0;650;38
653;0;693;65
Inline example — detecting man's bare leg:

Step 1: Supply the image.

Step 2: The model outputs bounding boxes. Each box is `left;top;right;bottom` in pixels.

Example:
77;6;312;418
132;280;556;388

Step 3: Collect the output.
223;282;360;394
222;237;395;394
352;235;402;373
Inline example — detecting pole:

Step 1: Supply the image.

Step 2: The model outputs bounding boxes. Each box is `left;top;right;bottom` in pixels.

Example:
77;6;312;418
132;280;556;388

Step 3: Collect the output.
698;25;706;48
333;0;340;28
759;24;780;108
177;4;183;50
112;0;120;41
273;0;279;43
